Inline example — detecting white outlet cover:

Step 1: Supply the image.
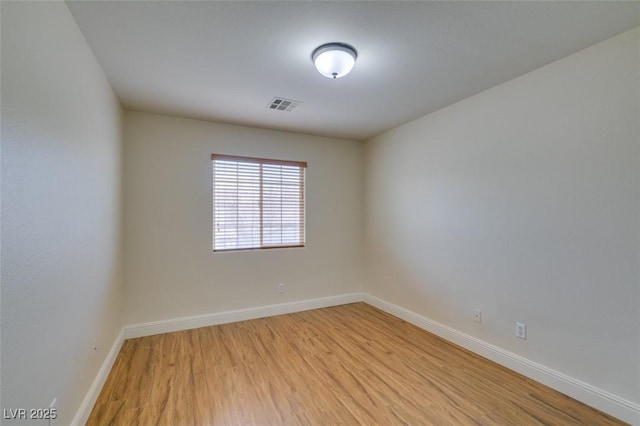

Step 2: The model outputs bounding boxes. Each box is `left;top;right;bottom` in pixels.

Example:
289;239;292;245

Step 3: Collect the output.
473;309;482;323
49;398;57;426
516;322;527;339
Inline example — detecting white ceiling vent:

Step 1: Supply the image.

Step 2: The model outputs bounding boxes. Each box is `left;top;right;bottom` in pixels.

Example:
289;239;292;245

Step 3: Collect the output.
267;97;301;112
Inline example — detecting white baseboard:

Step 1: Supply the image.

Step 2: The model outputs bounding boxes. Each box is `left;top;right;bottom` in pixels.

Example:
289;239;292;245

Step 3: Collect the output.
71;329;125;426
74;292;639;425
123;293;363;339
362;294;640;425
72;293;362;423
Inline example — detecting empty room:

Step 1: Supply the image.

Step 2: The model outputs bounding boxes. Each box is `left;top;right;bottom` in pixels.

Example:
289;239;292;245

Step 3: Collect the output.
1;1;639;425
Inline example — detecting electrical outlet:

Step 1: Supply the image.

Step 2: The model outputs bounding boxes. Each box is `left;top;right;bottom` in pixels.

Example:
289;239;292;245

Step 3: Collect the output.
516;322;527;339
92;338;98;351
278;283;285;293
49;398;57;426
473;309;482;324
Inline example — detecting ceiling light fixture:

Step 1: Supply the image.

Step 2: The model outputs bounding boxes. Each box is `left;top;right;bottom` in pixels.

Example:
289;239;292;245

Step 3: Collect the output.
312;43;357;79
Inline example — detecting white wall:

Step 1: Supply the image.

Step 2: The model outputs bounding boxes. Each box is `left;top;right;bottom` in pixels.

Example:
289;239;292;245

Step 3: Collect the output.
364;27;639;405
1;3;124;425
123;111;363;324
2;1;635;422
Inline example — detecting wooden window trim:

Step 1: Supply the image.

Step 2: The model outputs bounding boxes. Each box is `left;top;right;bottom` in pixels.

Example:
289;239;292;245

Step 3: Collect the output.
211;153;307;168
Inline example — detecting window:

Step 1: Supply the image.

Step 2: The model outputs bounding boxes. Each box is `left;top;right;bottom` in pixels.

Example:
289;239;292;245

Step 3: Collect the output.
212;154;306;251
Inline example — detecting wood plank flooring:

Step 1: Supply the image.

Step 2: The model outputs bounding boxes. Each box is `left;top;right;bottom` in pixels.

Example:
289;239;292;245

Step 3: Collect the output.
87;303;625;425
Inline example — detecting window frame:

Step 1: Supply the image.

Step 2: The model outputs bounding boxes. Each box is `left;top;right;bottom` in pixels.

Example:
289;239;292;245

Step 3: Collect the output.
212;153;307;252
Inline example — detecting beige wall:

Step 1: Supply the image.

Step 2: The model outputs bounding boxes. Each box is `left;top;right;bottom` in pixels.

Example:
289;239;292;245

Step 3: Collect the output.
364;27;640;403
122;111;363;324
2;1;637;421
1;2;124;424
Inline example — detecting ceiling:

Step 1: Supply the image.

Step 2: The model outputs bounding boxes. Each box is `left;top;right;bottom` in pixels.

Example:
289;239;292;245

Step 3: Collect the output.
66;1;640;141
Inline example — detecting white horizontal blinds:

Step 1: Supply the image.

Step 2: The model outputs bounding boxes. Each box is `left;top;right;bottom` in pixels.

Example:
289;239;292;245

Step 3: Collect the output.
213;159;261;250
212;154;306;251
262;164;305;247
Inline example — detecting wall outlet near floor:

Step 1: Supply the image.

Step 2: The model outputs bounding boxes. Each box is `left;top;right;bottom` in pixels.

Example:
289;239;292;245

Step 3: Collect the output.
49;398;57;426
92;338;98;351
473;309;482;323
278;283;285;293
516;322;527;339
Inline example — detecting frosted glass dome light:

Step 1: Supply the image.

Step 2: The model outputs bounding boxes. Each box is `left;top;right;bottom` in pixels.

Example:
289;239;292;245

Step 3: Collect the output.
312;43;357;79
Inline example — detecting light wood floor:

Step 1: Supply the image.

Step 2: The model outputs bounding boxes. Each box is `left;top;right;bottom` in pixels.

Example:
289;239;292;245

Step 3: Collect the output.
88;303;624;425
